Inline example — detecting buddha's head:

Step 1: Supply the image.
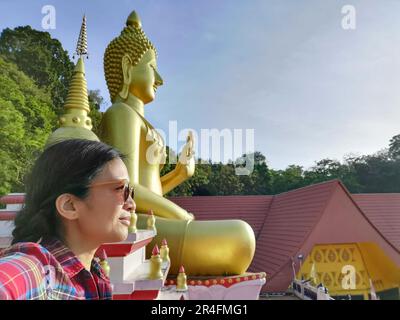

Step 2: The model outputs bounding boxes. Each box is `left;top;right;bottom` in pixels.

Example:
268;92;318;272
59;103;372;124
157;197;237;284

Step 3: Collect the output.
104;11;163;104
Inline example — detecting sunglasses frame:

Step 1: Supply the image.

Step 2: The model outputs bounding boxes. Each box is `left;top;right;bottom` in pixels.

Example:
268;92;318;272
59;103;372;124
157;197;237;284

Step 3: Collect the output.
89;179;134;203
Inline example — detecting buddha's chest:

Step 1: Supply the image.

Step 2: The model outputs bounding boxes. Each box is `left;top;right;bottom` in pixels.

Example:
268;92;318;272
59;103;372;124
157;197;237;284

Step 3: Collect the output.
139;123;167;167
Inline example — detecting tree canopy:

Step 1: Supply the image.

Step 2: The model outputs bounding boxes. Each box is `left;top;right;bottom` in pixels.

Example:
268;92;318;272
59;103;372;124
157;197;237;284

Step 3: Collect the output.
0;55;56;195
0;26;104;196
0;26;74;115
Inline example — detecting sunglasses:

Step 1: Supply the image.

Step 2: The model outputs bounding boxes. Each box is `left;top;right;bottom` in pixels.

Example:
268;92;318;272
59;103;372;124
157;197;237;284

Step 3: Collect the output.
89;179;134;203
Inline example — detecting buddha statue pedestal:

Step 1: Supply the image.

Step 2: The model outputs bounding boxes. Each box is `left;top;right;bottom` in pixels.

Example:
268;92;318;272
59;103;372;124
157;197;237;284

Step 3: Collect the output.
159;274;267;300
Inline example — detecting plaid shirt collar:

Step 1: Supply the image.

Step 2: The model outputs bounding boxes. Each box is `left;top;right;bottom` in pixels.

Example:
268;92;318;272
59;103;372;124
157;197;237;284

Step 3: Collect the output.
40;238;109;281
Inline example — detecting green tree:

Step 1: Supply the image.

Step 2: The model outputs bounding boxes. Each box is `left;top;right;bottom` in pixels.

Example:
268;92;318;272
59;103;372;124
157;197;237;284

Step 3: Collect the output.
389;134;400;159
0;98;25;195
302;158;361;192
160;148;211;196
0;56;57;195
206;163;244;195
0;26;74;115
271;165;305;193
350;150;400;193
88;89;104;137
237;152;272;195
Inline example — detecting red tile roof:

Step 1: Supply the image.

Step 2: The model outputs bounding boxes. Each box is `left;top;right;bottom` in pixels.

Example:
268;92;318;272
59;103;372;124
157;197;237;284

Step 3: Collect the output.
247;180;338;279
170;180;400;292
353;193;400;251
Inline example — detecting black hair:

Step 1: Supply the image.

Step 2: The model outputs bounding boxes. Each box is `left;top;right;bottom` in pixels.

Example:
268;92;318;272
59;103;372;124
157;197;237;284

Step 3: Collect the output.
12;139;123;244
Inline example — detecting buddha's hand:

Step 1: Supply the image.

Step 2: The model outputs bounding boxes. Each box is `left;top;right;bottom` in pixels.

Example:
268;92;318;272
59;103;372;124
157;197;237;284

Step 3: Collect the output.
175;131;195;178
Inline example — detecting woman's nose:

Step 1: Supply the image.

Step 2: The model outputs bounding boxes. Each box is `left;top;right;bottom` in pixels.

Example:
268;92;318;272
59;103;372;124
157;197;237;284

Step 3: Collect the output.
123;195;136;213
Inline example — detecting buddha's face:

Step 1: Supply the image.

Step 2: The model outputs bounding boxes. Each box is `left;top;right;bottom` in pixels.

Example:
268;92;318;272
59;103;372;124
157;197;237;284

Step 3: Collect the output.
128;49;163;104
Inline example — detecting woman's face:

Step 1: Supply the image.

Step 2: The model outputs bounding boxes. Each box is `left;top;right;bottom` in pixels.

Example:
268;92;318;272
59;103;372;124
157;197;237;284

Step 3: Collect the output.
129;49;163;104
75;158;135;244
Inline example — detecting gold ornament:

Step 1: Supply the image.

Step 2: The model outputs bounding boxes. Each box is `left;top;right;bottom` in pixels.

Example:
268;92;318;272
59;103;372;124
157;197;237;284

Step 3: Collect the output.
146;209;156;231
176;265;188;292
128;211;138;233
149;244;163;280
160;238;170;264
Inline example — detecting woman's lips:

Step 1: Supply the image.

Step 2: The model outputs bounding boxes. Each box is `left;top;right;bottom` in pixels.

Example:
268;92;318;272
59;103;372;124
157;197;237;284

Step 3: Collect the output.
119;217;131;227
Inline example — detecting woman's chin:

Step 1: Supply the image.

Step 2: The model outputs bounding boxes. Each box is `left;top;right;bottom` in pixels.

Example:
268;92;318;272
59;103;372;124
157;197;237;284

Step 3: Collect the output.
118;228;130;241
106;229;129;244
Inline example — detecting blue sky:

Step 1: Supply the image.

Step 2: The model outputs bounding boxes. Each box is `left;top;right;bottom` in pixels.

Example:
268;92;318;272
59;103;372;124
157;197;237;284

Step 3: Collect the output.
1;0;400;169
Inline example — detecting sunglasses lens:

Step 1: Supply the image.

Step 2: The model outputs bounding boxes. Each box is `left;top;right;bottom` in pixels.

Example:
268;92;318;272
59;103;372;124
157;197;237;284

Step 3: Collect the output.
124;184;134;202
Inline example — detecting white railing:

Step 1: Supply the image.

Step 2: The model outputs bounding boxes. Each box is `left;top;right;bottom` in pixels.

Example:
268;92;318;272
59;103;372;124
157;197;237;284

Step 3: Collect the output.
292;279;335;300
0;193;24;248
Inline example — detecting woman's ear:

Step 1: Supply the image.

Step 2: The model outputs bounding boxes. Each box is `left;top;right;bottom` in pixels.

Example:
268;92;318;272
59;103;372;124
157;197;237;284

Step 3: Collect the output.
119;54;132;99
55;194;79;221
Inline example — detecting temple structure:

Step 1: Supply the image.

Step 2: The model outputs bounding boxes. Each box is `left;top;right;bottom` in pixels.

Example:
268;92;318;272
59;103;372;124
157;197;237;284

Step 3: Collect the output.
170;179;400;300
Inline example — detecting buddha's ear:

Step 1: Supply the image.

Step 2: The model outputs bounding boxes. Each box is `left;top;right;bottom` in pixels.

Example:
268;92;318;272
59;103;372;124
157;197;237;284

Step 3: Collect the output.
120;54;133;99
122;54;133;84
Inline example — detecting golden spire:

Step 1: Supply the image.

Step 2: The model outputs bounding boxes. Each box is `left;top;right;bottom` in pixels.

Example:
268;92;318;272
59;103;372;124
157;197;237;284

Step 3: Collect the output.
45;14;98;147
59;13;91;129
75;15;88;57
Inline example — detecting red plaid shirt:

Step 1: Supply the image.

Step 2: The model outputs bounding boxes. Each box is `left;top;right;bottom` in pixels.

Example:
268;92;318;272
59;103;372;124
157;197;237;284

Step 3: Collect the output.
0;238;112;300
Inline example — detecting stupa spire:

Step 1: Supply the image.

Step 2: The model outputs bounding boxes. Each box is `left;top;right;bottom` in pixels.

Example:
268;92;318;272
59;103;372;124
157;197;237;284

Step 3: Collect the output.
45;14;99;147
60;14;91;129
75;14;88;58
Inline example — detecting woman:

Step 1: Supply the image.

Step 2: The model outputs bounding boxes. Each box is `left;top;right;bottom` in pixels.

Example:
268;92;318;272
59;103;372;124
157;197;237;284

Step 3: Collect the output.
0;139;135;299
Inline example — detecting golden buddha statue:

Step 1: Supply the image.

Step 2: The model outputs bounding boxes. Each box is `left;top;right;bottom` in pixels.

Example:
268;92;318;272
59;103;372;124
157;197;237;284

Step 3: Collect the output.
99;11;255;276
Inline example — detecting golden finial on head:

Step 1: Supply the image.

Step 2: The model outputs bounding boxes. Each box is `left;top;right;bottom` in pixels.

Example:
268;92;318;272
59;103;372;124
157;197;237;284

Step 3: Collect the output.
74;14;88;58
126;11;142;28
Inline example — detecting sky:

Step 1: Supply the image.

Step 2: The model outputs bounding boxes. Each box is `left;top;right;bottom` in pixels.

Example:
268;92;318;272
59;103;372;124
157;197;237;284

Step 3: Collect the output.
0;0;400;170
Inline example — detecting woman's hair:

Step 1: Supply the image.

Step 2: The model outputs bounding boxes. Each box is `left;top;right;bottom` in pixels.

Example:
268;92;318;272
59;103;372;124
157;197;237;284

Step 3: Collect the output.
12;139;123;244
